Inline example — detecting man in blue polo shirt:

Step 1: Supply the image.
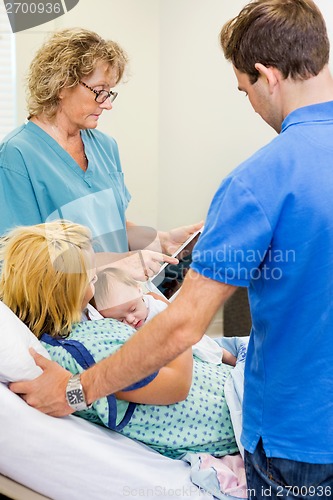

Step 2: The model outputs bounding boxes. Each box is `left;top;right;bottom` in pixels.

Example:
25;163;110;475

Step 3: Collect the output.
12;1;333;498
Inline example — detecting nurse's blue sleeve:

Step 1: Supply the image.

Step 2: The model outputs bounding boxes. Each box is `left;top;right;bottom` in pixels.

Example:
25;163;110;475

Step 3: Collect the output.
191;175;273;287
0;143;42;235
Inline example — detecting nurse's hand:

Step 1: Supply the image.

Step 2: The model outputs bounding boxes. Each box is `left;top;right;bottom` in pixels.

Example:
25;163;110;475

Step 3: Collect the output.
101;249;178;281
159;221;204;255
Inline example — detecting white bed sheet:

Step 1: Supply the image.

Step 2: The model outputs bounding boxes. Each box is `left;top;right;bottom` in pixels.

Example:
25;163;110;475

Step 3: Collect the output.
0;383;212;500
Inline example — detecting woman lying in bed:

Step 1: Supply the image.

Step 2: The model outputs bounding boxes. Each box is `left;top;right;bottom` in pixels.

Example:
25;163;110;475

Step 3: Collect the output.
0;220;238;460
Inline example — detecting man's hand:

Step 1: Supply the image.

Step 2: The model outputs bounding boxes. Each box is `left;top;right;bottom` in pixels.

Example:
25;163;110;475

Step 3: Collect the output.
9;349;74;417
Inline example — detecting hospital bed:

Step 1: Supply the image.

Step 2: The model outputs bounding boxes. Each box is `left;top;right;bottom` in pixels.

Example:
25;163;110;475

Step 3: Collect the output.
0;383;214;500
0;299;215;500
0;298;217;500
0;298;247;500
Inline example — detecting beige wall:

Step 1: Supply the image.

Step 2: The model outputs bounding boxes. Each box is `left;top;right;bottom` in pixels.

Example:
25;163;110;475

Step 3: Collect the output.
14;0;333;232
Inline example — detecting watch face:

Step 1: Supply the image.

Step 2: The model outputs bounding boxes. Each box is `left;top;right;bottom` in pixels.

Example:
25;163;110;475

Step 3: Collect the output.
67;389;84;405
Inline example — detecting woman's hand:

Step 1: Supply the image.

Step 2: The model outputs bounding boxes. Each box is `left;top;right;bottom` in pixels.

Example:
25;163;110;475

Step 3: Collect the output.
97;249;178;281
158;221;204;255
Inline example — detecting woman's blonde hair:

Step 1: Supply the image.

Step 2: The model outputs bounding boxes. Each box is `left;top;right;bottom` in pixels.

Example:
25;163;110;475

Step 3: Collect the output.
0;220;93;339
27;27;128;119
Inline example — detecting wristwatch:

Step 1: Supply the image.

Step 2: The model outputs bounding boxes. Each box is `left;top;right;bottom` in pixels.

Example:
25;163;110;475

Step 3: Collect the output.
65;374;91;412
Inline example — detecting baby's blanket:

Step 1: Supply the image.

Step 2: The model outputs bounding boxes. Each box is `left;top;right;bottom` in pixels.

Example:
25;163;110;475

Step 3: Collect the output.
182;336;249;499
182;452;247;499
219;336;249;458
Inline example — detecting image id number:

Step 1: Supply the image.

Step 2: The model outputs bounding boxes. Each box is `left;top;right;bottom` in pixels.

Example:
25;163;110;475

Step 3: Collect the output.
276;485;332;497
5;2;62;15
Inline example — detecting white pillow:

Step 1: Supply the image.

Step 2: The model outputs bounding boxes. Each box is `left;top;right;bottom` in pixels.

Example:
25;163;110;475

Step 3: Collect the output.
0;301;50;383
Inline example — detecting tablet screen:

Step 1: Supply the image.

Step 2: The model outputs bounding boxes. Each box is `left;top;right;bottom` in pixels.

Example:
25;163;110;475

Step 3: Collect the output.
151;231;201;300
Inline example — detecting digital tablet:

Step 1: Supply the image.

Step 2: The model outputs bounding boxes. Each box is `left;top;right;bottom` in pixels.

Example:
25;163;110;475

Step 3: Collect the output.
149;229;202;301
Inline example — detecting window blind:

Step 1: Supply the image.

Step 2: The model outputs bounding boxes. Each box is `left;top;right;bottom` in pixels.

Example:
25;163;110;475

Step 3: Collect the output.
0;4;16;141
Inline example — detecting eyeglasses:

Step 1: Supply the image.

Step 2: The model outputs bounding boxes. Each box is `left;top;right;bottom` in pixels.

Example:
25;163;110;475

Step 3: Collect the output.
79;81;118;104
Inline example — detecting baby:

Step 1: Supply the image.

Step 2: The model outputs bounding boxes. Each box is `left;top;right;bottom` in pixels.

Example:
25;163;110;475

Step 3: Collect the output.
92;267;237;366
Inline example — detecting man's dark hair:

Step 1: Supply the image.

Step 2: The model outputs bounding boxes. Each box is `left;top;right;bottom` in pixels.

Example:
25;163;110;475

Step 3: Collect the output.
220;0;330;84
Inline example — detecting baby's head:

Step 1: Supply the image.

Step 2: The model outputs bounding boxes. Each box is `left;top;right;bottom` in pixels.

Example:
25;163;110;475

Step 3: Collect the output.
93;267;148;329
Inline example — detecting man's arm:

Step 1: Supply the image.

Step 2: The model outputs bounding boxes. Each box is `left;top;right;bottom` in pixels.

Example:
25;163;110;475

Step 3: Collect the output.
82;270;236;404
10;270;237;416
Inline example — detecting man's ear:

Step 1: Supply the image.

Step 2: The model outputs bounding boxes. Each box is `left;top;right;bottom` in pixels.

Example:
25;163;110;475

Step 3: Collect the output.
255;63;280;94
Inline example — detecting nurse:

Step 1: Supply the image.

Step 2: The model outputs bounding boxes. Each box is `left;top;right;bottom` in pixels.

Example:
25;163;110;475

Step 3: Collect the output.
0;27;201;279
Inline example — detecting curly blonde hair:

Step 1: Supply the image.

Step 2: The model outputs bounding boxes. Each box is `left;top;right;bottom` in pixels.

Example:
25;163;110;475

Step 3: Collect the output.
0;220;93;339
27;28;129;119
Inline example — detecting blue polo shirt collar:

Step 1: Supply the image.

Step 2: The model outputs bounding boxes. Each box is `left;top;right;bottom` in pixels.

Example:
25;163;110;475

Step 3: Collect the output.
281;100;333;133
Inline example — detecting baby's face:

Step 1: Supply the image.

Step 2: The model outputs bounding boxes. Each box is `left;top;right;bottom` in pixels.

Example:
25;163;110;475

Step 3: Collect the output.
100;282;148;329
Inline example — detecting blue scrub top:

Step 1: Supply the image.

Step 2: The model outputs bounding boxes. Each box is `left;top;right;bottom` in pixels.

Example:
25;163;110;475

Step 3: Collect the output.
0;121;131;252
192;101;333;463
